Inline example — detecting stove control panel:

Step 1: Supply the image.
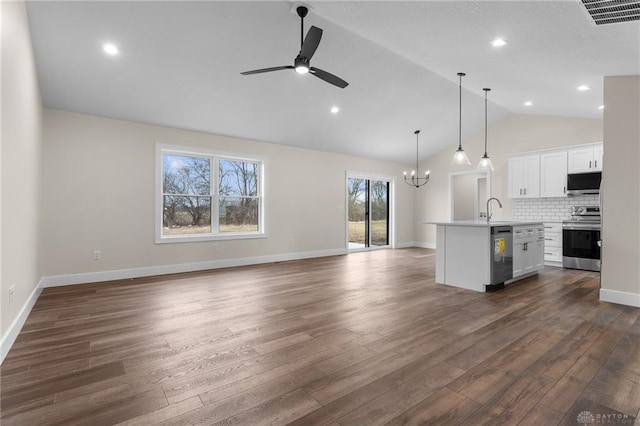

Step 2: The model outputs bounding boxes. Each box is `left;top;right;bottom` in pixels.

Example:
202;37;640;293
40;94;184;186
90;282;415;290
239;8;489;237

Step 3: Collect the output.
571;205;600;217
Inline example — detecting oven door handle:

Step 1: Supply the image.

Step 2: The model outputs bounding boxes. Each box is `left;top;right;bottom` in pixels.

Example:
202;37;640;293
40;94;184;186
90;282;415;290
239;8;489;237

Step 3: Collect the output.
563;224;601;231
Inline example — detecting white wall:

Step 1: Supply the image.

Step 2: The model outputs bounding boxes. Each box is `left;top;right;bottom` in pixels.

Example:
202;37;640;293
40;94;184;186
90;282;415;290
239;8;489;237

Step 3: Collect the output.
1;1;43;348
41;109;415;279
601;75;640;305
452;173;479;221
415;114;603;245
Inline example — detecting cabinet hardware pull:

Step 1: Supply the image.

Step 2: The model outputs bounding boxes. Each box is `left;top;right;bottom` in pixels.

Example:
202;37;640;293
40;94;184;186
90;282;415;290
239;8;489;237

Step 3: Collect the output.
544;252;552;255
589;160;592;168
564;186;566;193
595;160;598;168
545;238;552;240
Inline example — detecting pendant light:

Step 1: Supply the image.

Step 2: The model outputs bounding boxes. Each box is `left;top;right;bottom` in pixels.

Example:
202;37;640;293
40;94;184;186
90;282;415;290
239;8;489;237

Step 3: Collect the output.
477;88;495;171
403;130;430;188
451;72;471;165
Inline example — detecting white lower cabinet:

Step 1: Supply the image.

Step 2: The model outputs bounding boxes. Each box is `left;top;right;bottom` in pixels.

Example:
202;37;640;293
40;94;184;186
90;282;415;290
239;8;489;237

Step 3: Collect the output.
513;225;545;279
543;222;563;266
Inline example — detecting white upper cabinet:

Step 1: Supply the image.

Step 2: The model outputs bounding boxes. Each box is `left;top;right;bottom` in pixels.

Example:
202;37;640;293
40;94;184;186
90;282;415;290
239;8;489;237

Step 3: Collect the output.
509;142;602;199
593;145;603;171
540;151;568;197
568;143;603;173
509;155;540;198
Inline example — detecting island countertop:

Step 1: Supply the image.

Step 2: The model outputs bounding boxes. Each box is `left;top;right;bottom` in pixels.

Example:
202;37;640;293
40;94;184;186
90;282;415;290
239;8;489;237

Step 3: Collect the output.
421;220;543;227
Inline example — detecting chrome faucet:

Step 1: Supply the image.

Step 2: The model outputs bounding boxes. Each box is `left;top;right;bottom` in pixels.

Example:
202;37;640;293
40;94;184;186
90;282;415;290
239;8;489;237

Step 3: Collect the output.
486;197;503;222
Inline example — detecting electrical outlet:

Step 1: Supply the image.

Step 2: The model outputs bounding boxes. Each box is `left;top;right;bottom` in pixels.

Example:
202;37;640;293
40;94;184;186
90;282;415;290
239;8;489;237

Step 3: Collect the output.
9;285;15;304
92;250;101;260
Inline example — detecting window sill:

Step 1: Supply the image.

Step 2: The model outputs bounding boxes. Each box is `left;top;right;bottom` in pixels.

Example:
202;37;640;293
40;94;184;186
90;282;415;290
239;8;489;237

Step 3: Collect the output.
155;232;268;244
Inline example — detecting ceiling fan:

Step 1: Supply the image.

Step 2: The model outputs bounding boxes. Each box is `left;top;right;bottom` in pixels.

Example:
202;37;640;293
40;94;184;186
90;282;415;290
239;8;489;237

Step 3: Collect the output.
240;6;349;89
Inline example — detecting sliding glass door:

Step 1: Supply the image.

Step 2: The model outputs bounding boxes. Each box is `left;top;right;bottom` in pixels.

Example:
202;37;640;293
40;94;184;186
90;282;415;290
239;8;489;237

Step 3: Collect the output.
370;180;389;247
348;176;390;250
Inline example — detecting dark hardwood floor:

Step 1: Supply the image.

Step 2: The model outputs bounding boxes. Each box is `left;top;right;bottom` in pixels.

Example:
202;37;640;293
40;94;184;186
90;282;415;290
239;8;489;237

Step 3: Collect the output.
1;248;639;425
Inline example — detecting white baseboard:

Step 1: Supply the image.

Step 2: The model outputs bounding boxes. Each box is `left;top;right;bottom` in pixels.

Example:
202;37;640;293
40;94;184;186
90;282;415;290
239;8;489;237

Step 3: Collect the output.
40;248;348;288
1;281;43;364
395;242;415;248
412;242;437;249
599;288;640;307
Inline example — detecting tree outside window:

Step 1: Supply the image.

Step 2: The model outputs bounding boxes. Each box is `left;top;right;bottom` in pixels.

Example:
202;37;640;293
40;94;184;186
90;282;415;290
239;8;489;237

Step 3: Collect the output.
163;154;212;236
158;146;264;242
219;160;259;233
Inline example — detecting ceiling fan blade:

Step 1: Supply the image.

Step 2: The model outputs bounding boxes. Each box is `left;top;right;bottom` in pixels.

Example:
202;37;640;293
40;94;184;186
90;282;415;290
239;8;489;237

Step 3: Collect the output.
300;26;323;60
309;66;349;88
241;66;293;75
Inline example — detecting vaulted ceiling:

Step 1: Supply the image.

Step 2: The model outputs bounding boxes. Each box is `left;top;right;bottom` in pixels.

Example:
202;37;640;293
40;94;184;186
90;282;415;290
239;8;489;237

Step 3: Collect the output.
25;1;640;163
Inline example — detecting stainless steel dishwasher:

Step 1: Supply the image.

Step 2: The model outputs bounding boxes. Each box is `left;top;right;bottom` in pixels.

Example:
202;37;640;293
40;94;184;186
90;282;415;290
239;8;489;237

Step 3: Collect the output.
489;226;513;290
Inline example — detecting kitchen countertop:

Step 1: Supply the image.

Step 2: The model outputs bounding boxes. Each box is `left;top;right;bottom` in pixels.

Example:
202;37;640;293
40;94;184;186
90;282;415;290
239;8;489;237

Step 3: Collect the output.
422;220;544;227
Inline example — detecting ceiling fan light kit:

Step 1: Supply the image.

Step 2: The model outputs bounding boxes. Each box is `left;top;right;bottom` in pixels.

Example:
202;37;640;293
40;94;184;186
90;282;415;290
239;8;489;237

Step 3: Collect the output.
240;6;348;88
294;57;310;74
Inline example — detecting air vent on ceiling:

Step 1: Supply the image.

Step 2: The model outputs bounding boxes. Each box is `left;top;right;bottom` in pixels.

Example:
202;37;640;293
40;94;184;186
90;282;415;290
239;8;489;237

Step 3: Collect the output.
580;0;640;25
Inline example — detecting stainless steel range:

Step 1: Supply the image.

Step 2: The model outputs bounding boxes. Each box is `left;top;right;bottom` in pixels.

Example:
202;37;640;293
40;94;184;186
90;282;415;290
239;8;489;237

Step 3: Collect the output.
563;206;601;271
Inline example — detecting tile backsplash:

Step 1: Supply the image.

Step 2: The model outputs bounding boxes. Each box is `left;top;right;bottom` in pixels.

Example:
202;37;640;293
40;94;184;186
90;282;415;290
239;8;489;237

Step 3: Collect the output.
513;195;599;222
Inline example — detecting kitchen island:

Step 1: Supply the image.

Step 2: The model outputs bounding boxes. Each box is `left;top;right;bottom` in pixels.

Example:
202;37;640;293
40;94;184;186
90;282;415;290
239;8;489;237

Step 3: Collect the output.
424;221;545;292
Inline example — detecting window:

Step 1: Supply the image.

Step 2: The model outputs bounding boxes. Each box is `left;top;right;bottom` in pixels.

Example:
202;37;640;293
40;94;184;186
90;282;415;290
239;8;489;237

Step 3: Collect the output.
219;160;260;233
157;144;265;243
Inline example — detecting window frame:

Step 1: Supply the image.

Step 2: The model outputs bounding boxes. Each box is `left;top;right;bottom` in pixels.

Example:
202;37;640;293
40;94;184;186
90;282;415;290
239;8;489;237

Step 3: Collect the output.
155;143;267;244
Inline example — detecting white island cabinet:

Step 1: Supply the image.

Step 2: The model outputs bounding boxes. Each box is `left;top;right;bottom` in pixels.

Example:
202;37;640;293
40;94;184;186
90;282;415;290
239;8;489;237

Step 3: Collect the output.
513;224;545;278
425;221;544;292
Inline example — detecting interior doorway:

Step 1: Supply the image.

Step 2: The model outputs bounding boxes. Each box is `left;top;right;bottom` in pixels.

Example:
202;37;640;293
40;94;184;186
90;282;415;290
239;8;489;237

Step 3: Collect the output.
347;175;392;250
449;171;491;221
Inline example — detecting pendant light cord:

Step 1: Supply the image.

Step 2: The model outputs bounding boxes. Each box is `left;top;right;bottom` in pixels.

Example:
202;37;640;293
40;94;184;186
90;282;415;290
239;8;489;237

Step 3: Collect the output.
415;130;420;173
483;88;490;156
458;73;465;150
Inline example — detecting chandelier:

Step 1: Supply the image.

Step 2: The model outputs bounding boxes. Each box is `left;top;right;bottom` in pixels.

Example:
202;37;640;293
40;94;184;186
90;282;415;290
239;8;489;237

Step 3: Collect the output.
403;130;430;188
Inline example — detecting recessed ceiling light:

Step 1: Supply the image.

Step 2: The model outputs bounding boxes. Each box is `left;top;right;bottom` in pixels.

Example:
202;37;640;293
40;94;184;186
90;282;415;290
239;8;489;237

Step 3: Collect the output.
577;85;590;91
598;105;605;110
103;43;119;56
330;106;340;114
524;101;533;106
491;38;508;47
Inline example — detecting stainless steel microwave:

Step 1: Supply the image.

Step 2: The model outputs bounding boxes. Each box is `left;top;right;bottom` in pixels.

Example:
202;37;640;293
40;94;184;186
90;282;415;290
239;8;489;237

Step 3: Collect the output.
567;172;602;196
